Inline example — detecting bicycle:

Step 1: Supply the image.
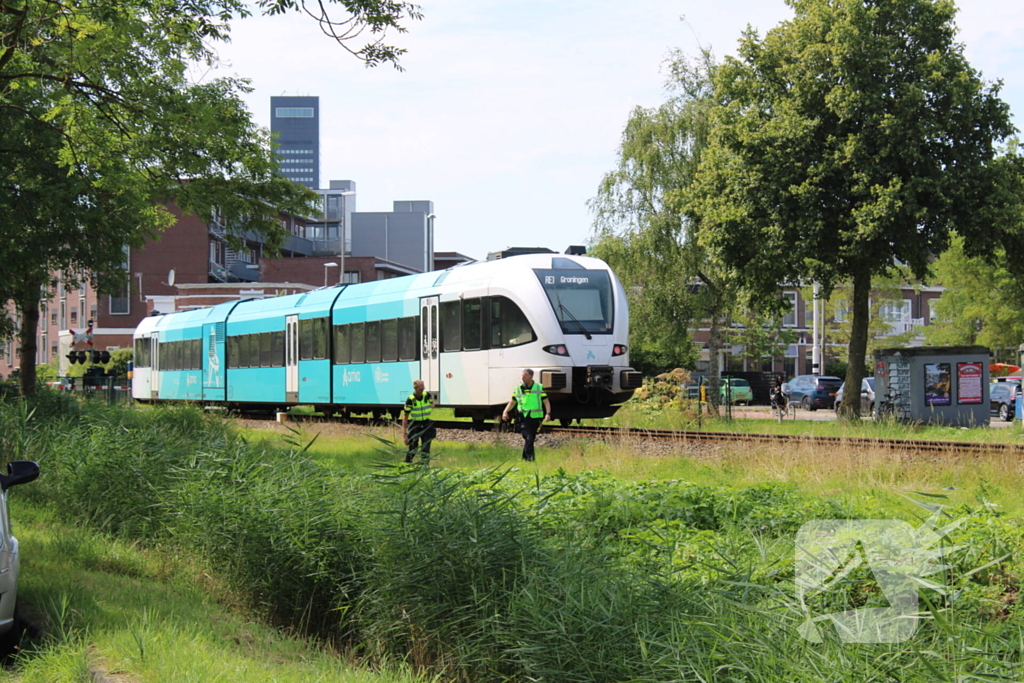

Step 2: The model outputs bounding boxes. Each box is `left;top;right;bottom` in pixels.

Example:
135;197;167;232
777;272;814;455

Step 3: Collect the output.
771;392;790;422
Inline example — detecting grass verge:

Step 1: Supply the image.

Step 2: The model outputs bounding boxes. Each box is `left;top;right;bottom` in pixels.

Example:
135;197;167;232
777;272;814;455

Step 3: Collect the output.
2;500;428;683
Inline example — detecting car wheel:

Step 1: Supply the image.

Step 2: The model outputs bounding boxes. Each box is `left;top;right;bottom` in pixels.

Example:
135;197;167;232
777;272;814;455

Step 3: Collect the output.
1000;403;1012;422
801;397;811;411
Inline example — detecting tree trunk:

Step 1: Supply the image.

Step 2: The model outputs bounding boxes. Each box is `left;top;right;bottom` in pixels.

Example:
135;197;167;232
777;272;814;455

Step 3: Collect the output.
839;269;871;420
16;281;43;399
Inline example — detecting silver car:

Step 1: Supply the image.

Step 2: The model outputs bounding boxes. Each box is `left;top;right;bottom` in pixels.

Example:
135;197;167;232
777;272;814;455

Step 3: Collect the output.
835;377;876;414
0;461;40;640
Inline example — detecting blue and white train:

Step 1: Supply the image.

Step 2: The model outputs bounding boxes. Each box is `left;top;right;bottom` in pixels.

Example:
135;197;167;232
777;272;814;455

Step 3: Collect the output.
131;253;642;424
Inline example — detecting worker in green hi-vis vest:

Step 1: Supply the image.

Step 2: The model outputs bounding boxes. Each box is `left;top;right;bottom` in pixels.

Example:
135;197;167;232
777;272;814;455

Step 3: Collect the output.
402;379;436;463
501;368;552;462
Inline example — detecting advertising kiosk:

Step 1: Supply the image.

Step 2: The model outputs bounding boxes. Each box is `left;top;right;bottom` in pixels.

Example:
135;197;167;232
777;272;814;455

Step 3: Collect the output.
873;346;990;426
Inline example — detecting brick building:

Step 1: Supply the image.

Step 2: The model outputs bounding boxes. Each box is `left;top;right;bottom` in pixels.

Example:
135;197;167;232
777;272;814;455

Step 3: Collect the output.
1;195;452;379
691;284;945;378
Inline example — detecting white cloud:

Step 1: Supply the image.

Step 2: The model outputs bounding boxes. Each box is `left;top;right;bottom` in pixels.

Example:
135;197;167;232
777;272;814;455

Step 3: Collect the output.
210;0;1024;261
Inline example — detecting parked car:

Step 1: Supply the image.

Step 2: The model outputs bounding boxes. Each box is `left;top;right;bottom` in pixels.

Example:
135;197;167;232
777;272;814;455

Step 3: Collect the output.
990;381;1020;422
834;377;876;414
787;374;844;411
0;461;40;641
720;378;753;405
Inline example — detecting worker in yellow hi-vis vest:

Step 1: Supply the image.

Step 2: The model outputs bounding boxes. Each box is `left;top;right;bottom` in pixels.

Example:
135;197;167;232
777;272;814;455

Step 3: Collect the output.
402;379;436;463
501;368;552;462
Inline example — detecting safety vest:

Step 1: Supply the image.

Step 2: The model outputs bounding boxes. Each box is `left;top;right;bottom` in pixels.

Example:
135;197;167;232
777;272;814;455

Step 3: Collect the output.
406;392;433;421
514;382;545;418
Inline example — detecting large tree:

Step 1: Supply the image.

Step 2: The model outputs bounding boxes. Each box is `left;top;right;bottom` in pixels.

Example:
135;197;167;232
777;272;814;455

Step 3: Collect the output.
925;234;1024;351
1;0;421;395
691;0;1019;417
591;51;753;401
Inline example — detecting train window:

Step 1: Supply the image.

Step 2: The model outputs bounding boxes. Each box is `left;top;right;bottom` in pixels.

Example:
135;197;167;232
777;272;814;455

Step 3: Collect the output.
490;297;536;348
271;331;285;367
175;341;184;371
226;336;237;369
312;317;329;360
299;320;312;360
365;321;381;363
248;333;260;368
235;336;246;368
421;308;428;359
399;316;418;361
441;301;462;352
192;339;202;370
333;325;350;364
535;269;614;335
430;306;437;359
350;322;365;363
462;298;483;351
260;332;272;367
381;319;398;362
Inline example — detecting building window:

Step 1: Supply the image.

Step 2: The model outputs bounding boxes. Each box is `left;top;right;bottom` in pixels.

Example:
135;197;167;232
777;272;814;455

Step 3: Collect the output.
70;310;78;325
834;300;849;323
880;299;911;322
50;311;57;327
782;292;798;327
51;342;57;360
110;285;130;315
40;307;47;331
60;301;66;328
343;272;360;284
275;108;314;118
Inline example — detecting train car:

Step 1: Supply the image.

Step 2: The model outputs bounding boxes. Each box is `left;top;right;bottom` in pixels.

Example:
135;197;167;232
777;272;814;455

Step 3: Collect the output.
132;253;642;423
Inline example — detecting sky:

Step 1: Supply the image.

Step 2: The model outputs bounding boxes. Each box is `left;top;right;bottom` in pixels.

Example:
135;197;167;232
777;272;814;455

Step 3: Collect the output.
209;1;1024;263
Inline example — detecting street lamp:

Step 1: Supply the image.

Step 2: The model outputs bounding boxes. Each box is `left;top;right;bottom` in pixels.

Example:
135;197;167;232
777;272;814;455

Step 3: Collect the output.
323;262;338;288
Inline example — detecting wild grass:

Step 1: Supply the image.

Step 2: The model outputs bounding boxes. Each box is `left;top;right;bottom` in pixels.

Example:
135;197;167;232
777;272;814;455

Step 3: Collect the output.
259;418;1024;515
4;398;1024;681
603;399;1024;441
4;500;428;683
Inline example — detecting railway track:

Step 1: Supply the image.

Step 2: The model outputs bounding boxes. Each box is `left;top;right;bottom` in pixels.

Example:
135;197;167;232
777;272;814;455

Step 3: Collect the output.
249;414;1024;456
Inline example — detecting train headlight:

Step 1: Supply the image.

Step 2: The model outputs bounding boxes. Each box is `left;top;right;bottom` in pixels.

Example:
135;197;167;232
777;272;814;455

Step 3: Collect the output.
543;345;569;357
612;344;627;356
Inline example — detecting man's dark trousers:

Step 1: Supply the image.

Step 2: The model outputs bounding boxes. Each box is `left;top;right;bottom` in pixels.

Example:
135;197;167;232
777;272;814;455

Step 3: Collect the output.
405;421;436;463
519;416;542;461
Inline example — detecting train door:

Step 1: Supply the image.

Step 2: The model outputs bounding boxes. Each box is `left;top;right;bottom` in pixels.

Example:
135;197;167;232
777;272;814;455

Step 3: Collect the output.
285;314;299;403
150;334;160;399
420;297;440;399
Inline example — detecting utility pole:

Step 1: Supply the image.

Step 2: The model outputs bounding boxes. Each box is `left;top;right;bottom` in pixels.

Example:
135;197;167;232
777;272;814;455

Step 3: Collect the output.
812;282;822;375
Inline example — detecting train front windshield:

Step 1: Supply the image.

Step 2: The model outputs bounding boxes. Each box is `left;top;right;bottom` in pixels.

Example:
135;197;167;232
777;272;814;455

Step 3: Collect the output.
535;269;614;335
